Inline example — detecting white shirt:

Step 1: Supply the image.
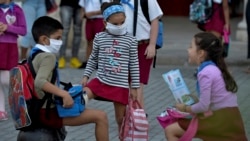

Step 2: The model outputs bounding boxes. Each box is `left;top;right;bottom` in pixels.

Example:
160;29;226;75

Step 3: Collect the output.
213;0;222;4
122;0;163;41
78;0;110;19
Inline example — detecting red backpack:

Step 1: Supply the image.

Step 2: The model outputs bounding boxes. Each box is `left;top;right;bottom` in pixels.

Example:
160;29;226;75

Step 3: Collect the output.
8;51;56;130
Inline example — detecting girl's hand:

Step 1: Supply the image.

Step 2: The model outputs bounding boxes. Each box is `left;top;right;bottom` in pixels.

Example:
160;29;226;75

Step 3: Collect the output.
224;24;230;32
145;44;156;59
81;76;88;87
175;103;186;112
0;23;7;32
130;88;138;100
62;91;74;108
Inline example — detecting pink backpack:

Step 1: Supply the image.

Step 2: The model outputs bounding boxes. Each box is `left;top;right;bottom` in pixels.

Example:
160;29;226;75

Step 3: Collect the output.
157;107;198;141
120;100;149;141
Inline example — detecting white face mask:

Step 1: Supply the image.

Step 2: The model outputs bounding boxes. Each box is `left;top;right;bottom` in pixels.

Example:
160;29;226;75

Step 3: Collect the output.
45;38;63;54
106;22;127;36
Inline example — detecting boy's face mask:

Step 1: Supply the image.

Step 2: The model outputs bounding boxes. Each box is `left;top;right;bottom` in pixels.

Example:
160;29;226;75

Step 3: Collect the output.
45;38;63;54
106;22;127;36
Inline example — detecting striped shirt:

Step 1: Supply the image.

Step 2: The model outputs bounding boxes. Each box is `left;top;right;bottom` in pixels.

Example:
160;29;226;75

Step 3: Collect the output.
83;32;140;89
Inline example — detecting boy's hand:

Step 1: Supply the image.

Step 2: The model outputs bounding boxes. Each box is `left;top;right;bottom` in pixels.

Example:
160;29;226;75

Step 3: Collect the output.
130;88;138;100
62;91;74;108
81;76;88;87
145;44;156;59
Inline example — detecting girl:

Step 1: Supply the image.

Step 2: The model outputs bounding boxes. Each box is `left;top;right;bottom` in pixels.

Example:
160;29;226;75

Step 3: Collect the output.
19;0;46;60
165;32;247;141
81;1;140;133
0;0;26;121
198;0;230;38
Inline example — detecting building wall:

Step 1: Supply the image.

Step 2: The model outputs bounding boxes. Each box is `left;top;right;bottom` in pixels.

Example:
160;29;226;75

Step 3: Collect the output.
158;0;193;16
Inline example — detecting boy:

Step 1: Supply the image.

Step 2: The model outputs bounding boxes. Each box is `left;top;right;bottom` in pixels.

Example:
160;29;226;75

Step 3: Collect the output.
27;16;109;141
120;0;163;110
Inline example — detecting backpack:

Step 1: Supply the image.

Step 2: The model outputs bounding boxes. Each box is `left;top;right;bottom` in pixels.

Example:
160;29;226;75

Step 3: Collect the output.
119;100;149;141
8;51;56;130
189;0;213;24
140;0;163;49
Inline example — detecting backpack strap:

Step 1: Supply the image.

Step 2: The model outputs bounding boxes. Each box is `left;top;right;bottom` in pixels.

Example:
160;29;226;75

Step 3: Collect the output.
133;0;138;36
27;50;58;120
140;0;150;24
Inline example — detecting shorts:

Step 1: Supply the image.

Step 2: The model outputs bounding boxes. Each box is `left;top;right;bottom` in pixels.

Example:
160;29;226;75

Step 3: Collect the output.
85;18;105;41
86;78;129;105
40;108;63;129
138;40;153;85
0;43;18;70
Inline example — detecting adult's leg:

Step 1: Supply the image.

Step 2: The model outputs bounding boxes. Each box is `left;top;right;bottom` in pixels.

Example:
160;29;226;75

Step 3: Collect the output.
59;6;73;58
63;109;109;141
165;122;185;141
72;8;83;58
113;102;126;132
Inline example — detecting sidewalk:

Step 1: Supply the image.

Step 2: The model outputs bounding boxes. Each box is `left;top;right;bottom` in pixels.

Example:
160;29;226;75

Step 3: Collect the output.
1;65;250;141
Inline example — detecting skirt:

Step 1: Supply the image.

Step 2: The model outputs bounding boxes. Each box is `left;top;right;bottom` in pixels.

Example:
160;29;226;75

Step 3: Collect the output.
178;107;247;141
198;3;225;35
86;78;129;105
0;43;18;70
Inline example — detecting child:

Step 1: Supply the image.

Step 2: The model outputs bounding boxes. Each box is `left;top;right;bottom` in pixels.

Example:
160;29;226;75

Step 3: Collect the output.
78;0;110;68
58;0;83;69
81;1;140;132
119;0;163;111
29;16;109;141
19;0;46;60
165;32;247;141
0;0;26;121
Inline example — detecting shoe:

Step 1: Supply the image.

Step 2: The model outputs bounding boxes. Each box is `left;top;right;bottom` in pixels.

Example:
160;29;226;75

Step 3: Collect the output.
70;57;82;68
59;57;66;69
78;62;87;69
0;111;8;121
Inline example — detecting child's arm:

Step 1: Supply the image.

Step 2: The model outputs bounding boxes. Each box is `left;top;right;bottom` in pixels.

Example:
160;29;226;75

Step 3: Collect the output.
84;10;102;19
129;38;140;89
222;0;230;31
4;6;26;36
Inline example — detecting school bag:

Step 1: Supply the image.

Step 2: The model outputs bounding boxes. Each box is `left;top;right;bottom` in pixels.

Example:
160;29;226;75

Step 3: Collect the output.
8;51;57;130
189;0;213;24
119;100;149;141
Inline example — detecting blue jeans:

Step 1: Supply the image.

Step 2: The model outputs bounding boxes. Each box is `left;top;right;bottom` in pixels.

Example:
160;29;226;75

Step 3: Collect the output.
20;0;46;48
59;6;82;58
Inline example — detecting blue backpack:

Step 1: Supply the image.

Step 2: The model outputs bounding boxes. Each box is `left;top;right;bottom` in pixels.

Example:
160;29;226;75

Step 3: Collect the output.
189;0;213;24
140;0;163;49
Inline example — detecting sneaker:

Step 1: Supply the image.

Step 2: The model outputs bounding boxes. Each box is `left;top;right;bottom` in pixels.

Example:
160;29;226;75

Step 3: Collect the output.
59;57;66;69
70;57;82;68
0;111;8;121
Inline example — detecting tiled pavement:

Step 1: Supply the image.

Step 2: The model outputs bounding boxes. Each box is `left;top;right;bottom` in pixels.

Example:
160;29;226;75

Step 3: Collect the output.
0;65;250;141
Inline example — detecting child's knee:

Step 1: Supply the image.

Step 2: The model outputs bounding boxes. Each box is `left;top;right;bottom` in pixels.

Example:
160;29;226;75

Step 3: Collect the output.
97;111;108;123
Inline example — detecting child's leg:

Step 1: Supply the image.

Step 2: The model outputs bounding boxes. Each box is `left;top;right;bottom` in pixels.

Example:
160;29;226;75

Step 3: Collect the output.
63;109;109;141
165;122;185;141
113;102;126;132
83;87;96;104
0;70;9;112
137;83;145;108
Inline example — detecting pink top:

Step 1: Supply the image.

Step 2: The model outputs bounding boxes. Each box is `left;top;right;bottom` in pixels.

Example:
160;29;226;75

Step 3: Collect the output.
191;65;238;113
0;4;26;43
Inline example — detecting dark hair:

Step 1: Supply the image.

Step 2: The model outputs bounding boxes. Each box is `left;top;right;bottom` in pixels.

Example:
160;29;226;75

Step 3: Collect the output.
101;1;123;20
194;32;238;93
32;16;63;43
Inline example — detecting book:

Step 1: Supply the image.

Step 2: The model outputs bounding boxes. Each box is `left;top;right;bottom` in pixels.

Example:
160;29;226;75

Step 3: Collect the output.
162;69;195;105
